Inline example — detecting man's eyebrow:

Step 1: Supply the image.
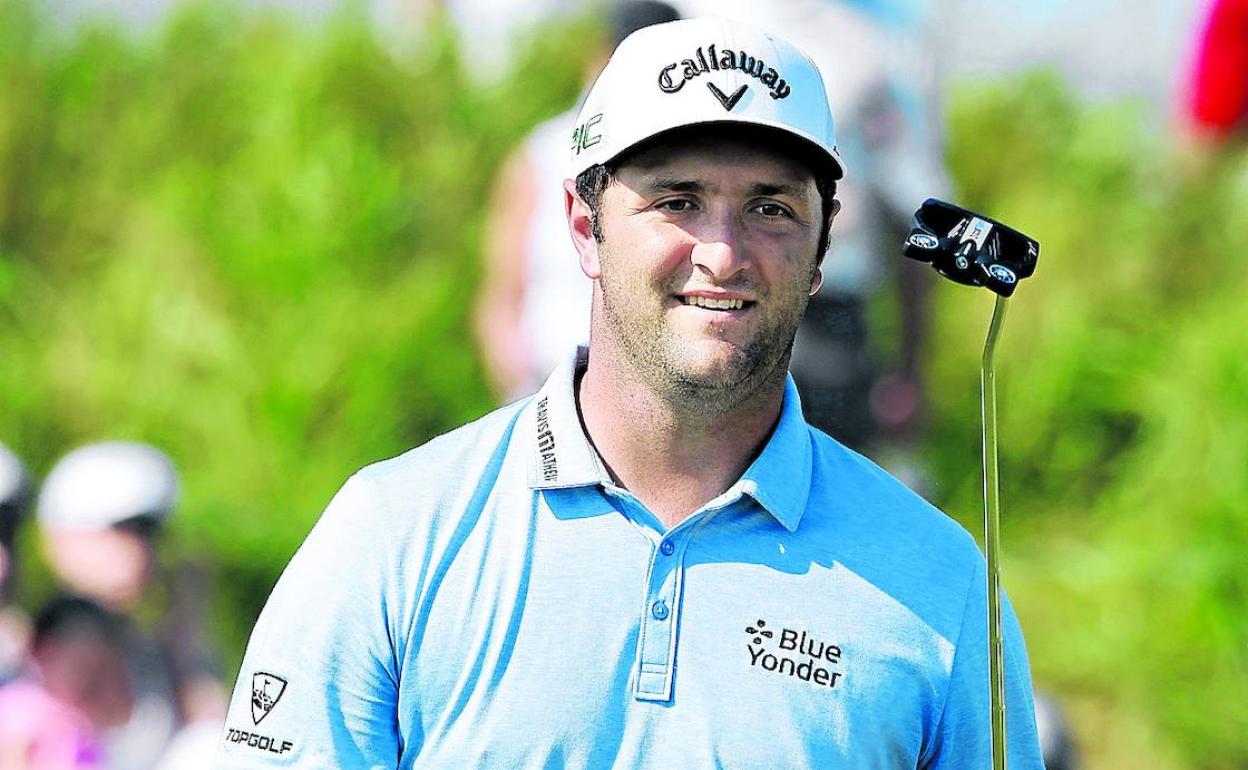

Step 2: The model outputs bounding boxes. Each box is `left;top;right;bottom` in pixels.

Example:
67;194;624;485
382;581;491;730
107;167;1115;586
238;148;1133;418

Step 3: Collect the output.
637;178;807;197
642;177;709;194
748;181;806;198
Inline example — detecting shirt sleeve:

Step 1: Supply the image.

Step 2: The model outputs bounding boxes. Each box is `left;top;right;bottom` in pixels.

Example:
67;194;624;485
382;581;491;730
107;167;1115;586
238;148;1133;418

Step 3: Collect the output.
922;561;1045;770
215;475;401;770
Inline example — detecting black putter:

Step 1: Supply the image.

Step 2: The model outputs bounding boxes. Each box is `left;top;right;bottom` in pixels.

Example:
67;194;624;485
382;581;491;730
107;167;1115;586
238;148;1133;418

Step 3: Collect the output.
903;198;1040;770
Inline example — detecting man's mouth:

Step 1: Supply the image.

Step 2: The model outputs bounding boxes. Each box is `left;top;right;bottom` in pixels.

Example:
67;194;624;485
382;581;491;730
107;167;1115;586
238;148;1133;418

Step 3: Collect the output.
679;295;754;311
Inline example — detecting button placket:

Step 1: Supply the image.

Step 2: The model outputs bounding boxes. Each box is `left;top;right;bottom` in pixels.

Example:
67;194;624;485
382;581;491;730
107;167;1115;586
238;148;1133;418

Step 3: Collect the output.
633;531;693;703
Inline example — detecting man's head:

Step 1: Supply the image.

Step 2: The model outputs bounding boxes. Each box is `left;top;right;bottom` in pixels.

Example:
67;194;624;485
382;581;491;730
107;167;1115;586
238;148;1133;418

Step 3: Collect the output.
31;595;133;728
0;442;32;602
37;442;178;611
566;18;843;412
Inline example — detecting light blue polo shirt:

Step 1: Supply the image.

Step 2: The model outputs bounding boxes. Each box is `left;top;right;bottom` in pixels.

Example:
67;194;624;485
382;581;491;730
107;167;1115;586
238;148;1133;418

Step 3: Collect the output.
217;349;1044;769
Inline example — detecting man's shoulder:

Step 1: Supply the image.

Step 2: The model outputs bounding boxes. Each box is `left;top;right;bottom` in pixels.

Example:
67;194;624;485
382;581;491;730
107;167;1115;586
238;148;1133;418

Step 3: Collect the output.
805;428;982;563
354;397;534;495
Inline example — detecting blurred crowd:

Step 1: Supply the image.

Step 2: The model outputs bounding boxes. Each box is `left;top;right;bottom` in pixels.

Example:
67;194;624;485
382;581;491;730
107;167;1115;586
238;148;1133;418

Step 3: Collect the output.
0;442;224;770
1;0;1245;767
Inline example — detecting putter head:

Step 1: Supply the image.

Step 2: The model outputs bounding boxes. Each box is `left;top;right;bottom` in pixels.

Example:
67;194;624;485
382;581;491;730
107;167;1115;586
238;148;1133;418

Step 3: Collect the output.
903;199;1039;297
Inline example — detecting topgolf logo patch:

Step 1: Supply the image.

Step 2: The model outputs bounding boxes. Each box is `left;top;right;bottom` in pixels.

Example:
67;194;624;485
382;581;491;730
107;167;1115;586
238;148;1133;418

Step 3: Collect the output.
251;672;288;725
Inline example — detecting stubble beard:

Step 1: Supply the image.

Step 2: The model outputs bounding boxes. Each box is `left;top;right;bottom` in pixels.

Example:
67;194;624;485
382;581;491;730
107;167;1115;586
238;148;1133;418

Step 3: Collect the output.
596;246;812;420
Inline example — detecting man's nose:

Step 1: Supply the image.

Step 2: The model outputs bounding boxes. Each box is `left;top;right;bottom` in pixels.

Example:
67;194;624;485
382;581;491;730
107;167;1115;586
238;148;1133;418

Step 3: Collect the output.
689;210;750;280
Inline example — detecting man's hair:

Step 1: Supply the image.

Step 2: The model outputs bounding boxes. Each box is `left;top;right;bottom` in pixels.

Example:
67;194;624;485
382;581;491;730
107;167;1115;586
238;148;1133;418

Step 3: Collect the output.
574;124;839;259
32;594;123;652
0;484;30;554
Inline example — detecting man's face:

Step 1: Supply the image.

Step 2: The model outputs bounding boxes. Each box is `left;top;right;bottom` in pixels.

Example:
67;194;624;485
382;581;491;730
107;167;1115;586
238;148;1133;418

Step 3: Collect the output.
42;526;153;611
577;135;832;410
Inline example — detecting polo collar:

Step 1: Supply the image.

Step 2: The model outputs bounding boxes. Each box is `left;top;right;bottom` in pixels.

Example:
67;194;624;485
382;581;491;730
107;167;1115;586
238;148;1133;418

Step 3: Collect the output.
734;375;812;532
526;348;611;490
527;348;813;532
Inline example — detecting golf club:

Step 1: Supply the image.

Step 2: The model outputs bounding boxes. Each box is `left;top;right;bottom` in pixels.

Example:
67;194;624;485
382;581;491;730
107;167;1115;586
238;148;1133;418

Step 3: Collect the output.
903;198;1040;770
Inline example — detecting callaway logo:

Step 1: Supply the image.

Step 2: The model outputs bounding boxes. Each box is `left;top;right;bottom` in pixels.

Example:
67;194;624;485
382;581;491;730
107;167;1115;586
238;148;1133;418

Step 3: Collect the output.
251;672;287;725
658;43;792;104
745;619;844;689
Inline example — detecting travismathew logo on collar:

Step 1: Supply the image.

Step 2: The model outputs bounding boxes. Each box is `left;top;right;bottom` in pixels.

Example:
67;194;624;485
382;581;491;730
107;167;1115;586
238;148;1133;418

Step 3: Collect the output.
657;43;792;103
745;619;844;688
251;672;287;725
536;396;557;482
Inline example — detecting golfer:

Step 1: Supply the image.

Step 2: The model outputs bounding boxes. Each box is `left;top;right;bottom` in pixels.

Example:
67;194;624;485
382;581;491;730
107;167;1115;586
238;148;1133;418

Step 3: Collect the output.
217;18;1045;769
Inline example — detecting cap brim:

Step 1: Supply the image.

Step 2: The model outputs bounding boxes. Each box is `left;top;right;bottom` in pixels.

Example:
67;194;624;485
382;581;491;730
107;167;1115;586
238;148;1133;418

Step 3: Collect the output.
598;118;845;181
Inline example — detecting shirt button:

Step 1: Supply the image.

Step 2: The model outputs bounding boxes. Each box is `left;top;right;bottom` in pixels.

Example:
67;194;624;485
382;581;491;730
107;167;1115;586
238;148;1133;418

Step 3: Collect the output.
660;540;675;556
651;601;669;620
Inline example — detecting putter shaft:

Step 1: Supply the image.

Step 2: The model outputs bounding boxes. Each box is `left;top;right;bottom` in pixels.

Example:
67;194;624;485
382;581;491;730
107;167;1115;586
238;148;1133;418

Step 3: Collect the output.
982;295;1009;770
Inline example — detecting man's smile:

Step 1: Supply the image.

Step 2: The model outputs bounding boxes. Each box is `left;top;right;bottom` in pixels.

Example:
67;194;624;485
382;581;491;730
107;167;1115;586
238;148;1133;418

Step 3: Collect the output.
673;291;758;314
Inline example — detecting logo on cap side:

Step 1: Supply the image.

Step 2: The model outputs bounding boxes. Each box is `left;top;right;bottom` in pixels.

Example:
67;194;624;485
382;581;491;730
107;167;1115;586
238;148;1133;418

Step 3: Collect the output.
572;114;603;156
657;44;791;101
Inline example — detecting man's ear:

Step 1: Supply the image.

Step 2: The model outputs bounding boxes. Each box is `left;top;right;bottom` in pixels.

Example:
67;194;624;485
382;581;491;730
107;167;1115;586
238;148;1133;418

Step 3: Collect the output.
814;198;842;275
565;179;602;280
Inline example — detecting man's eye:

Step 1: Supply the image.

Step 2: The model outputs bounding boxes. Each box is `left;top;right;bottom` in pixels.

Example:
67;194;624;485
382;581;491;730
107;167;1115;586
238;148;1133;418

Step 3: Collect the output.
657;199;695;213
756;203;792;218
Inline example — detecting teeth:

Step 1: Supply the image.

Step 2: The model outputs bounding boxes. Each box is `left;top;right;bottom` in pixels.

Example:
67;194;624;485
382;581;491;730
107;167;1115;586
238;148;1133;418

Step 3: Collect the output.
684;296;745;310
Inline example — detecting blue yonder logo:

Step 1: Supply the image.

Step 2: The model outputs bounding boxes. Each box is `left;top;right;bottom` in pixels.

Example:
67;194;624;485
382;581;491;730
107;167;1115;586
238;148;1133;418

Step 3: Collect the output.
745;619;845;689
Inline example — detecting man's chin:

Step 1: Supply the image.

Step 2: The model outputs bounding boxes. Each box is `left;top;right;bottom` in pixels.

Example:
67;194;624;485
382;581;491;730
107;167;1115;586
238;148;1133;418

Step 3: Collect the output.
665;344;761;392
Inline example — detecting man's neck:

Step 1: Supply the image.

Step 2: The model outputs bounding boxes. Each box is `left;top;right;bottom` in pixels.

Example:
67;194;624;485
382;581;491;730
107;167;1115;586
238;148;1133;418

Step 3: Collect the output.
577;348;786;530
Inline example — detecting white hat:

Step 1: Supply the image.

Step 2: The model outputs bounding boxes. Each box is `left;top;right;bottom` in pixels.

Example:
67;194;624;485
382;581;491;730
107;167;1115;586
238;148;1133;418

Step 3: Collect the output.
38;442;178;531
569;17;844;180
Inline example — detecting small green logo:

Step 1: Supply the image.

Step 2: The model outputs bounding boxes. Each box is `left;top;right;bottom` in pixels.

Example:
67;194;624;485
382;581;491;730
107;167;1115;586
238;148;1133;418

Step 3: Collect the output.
572;114;604;155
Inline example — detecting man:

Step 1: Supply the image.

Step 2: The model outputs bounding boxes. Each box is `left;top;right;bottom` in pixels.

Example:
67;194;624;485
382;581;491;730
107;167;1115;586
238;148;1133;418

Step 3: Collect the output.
0;595;134;769
673;0;951;462
1;442;32;684
218;18;1044;769
39;442;227;770
474;0;681;402
1184;0;1248;145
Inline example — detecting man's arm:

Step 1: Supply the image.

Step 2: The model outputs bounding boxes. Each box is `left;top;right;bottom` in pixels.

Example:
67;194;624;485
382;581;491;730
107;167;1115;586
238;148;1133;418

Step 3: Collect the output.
859;77;948;438
922;562;1045;769
215;476;400;770
472;148;540;402
1186;0;1248;144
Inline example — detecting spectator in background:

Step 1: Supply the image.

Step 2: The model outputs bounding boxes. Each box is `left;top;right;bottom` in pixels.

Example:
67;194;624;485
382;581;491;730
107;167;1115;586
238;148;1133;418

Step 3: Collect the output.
1;442;33;685
674;0;950;468
0;595;132;770
1185;0;1248;144
474;0;682;402
37;442;225;770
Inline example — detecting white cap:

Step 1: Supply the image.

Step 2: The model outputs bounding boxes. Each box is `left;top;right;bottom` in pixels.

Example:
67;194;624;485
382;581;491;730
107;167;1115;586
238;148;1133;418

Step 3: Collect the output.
569;17;844;180
38;442;178;531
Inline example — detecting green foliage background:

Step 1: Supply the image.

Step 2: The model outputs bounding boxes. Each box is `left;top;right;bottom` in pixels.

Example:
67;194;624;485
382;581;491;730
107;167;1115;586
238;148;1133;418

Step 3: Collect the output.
0;2;1244;767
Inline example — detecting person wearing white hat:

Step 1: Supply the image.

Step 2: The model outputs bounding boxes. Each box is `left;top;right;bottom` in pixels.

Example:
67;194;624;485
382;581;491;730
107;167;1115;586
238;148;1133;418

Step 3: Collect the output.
39;442;226;770
218;17;1043;769
38;442;178;612
0;442;33;684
